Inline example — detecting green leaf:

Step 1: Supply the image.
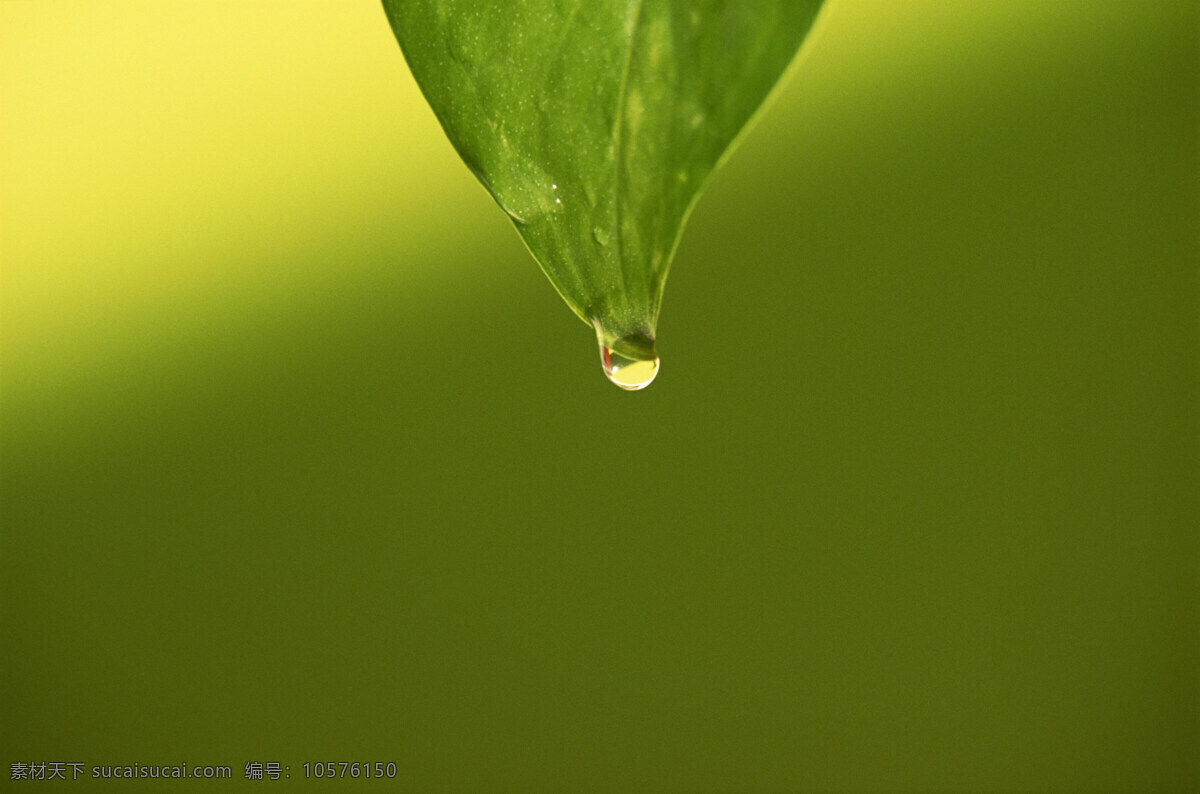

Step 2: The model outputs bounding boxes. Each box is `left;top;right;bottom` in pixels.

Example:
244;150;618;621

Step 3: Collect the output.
382;0;825;365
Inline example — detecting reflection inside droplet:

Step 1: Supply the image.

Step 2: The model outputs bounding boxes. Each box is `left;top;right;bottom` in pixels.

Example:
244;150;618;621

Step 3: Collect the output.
600;345;659;390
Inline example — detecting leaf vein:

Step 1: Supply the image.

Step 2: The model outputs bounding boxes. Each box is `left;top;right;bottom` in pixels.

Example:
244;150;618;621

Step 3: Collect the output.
609;0;646;329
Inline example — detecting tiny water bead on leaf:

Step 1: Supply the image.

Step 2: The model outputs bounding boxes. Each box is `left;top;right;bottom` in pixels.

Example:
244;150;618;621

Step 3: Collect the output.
382;0;826;389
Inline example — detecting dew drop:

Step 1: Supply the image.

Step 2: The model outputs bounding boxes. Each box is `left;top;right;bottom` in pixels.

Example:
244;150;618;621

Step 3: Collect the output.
592;321;659;391
600;345;659;391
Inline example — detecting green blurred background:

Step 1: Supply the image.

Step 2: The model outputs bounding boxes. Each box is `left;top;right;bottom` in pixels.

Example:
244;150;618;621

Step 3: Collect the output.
2;1;1196;790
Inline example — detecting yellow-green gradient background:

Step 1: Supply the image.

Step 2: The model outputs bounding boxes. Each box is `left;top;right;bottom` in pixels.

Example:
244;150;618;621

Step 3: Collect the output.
2;1;1196;790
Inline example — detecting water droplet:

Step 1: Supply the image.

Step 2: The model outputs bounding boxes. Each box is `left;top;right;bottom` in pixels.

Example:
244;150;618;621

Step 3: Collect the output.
592;321;658;391
591;227;610;246
600;345;659;391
